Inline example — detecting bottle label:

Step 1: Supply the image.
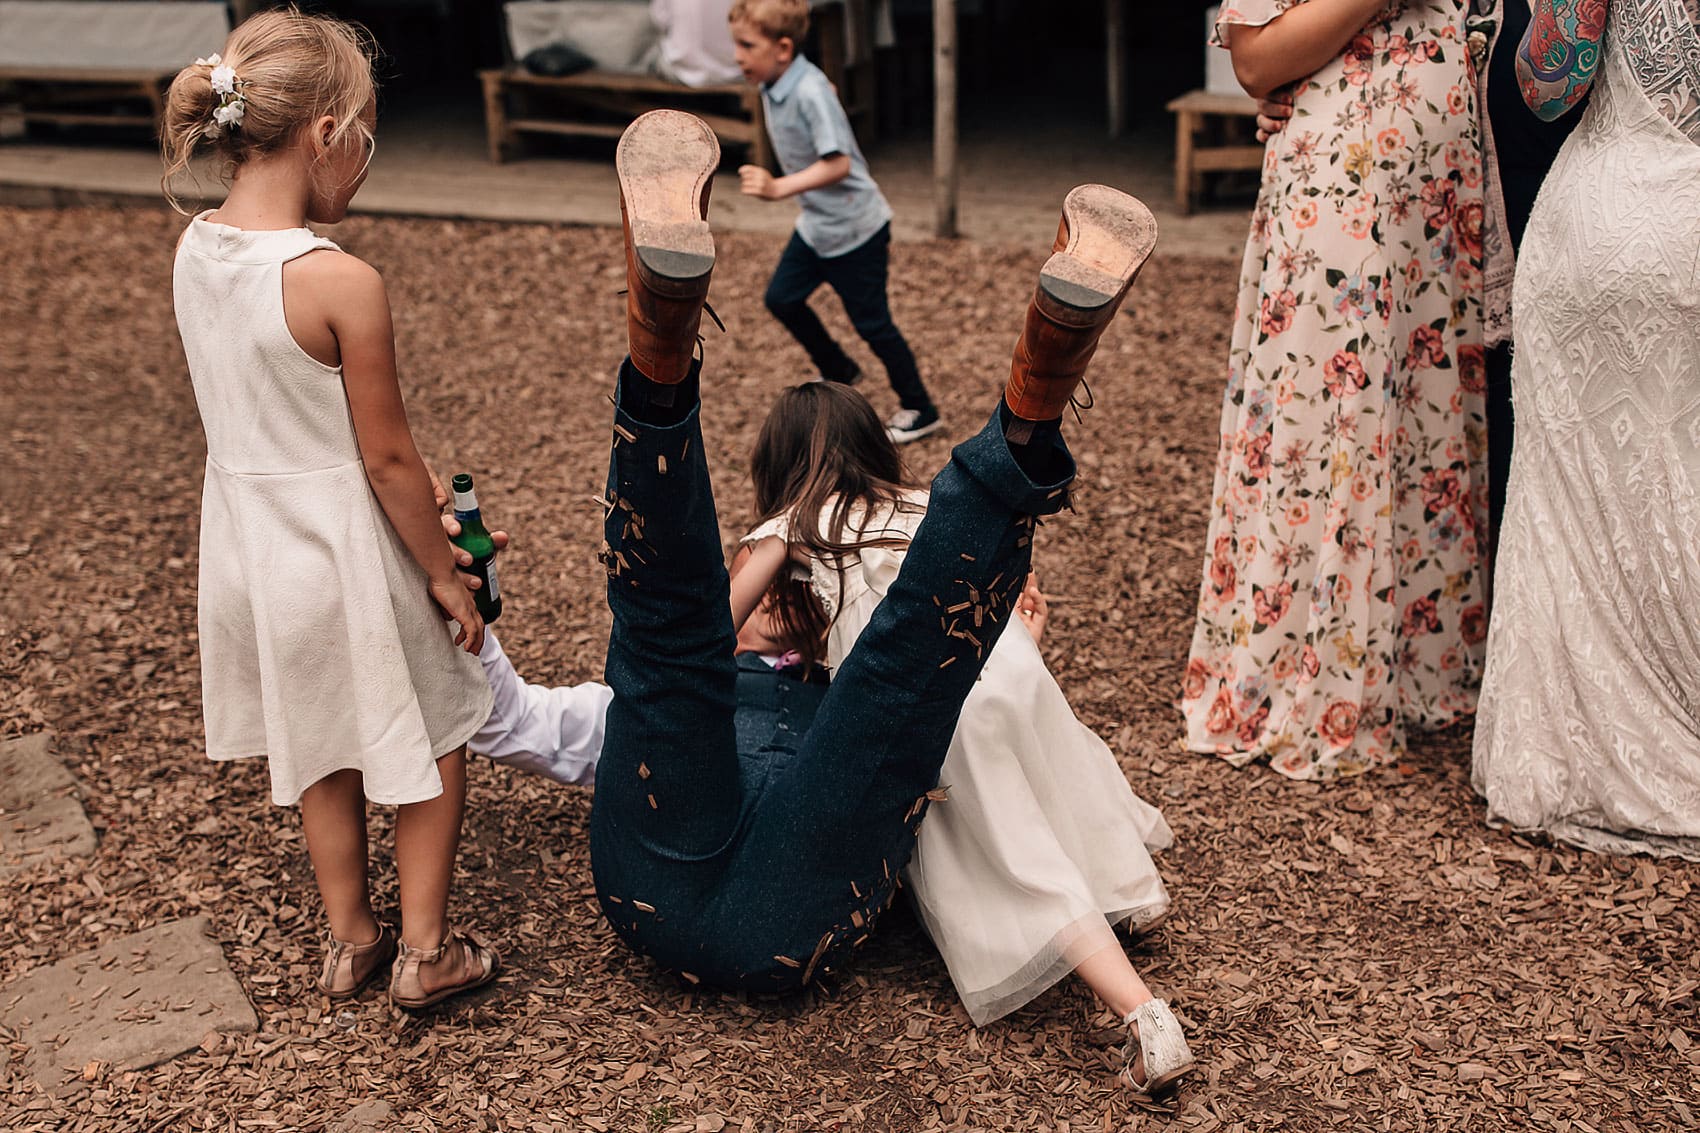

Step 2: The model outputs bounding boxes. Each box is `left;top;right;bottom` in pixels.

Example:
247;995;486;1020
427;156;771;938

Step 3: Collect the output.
453;488;479;513
483;559;500;602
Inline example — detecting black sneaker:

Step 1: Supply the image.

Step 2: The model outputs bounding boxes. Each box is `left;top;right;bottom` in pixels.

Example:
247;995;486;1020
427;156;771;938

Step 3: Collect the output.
885;405;944;444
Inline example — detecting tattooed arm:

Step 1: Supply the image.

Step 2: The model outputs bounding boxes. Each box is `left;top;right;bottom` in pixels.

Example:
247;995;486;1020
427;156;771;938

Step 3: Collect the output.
1516;0;1608;120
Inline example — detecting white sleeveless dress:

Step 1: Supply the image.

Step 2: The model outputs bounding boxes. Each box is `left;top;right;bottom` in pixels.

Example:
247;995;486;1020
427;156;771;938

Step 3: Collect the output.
1472;4;1700;860
174;214;492;806
745;494;1173;1025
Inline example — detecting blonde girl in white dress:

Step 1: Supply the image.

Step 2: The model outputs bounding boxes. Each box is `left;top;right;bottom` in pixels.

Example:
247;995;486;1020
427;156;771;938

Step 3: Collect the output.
730;382;1191;1091
162;11;499;1008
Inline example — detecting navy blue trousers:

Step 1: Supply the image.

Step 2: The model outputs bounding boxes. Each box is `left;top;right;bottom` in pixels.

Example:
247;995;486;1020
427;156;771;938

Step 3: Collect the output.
763;224;935;412
588;358;1073;991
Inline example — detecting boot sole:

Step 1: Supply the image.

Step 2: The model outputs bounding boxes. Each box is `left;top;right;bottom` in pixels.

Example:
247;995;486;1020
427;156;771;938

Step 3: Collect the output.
1037;184;1156;327
616;110;719;298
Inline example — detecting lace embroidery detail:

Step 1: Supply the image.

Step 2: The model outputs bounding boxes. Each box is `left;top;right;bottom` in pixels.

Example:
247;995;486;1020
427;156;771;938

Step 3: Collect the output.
1617;0;1700;142
1473;11;1700;860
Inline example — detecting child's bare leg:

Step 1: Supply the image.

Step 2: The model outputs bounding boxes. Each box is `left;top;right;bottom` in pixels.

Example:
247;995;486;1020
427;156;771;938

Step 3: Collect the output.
299;769;378;944
1073;943;1154;1018
394;747;467;955
387;748;500;1008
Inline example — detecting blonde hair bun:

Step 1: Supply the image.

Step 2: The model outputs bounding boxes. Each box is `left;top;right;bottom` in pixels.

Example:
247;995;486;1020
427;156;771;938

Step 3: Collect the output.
160;7;376;212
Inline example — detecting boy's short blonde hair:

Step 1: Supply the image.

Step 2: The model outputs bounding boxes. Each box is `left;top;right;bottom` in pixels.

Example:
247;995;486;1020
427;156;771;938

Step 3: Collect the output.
728;0;809;44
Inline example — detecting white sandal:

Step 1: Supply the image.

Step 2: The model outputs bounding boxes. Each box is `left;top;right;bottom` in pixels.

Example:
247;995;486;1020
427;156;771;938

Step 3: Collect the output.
1121;999;1195;1095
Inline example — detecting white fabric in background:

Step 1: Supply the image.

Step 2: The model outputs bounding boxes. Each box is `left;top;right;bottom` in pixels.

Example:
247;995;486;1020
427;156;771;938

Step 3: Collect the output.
0;1;229;70
504;0;658;72
1203;6;1241;96
648;0;739;87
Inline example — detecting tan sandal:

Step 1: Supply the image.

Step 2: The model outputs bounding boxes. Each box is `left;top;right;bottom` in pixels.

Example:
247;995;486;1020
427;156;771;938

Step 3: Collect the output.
388;928;500;1010
317;922;397;1000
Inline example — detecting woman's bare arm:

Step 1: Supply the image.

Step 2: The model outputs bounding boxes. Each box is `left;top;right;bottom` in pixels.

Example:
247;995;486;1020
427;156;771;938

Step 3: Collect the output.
1222;0;1389;99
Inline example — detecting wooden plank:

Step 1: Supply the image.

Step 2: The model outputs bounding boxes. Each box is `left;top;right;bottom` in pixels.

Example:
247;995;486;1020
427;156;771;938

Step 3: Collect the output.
506;118;628;140
0;67;173;84
1173;107;1195;215
475;67;764;165
480;67;744;98
934;0;958;238
1165;89;1258;116
1193;145;1266;171
0;109;157;128
481;68;511;164
1106;0;1125;138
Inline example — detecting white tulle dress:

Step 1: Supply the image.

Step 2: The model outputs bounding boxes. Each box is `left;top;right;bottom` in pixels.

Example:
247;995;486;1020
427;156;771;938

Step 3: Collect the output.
744;491;1173;1024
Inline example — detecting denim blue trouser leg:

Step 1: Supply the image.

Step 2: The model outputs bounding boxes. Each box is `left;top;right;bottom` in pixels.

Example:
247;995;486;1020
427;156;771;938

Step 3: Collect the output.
590;357;1073;990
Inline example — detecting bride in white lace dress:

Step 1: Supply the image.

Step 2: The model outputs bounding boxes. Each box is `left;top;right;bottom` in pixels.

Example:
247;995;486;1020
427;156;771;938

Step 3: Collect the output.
1473;0;1700;859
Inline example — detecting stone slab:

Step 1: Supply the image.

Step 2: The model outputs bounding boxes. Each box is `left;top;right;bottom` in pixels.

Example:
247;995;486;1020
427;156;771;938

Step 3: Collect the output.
0;733;78;809
331;1101;397;1132
0;733;96;875
1;915;258;1086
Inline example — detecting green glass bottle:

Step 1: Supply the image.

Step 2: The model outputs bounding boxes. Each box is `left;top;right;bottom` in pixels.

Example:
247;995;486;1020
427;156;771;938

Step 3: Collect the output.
450;473;502;624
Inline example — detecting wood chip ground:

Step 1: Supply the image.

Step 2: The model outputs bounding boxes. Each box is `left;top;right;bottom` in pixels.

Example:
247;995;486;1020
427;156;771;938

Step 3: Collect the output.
1;205;1695;1131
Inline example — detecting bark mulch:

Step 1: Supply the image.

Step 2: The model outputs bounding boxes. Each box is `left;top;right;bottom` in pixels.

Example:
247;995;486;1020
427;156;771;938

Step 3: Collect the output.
1;204;1695;1132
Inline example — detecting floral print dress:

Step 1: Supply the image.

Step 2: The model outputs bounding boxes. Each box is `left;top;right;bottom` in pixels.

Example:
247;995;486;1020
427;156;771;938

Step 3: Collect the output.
1181;0;1488;780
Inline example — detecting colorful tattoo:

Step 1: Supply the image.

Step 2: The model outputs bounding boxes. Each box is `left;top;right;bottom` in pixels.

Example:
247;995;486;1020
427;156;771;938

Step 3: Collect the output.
1517;0;1608;120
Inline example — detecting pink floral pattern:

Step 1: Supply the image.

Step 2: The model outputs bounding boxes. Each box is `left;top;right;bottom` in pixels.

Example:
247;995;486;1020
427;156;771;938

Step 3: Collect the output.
1183;0;1488;781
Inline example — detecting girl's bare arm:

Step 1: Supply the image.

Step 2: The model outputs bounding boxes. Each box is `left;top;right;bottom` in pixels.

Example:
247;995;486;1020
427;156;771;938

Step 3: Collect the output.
729;544;794;654
729;536;790;635
292;251;483;652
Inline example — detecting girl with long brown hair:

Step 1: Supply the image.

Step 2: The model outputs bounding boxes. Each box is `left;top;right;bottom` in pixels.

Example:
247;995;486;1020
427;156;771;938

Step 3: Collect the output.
729;382;1194;1092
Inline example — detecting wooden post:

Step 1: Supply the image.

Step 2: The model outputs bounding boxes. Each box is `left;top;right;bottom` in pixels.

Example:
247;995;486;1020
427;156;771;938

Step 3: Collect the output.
1106;0;1125;138
933;0;958;239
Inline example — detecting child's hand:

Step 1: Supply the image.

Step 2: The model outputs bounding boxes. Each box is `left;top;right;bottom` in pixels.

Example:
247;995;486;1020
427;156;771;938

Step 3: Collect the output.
739;164;780;200
1016;571;1049;645
429;575;485;655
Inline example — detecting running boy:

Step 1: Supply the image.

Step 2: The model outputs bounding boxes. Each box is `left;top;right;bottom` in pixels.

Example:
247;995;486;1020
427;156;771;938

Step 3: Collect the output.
730;0;944;443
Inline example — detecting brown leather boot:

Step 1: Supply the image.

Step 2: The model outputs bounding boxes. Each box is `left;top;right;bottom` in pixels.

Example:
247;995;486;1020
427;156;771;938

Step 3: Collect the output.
1004;185;1157;441
616;110;719;385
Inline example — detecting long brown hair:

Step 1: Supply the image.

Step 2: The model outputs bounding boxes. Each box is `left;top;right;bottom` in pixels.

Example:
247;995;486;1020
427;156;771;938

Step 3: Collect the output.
160;8;376;212
750;383;922;665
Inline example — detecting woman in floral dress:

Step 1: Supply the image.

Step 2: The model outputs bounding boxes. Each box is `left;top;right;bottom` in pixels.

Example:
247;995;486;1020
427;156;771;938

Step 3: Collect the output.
1181;0;1489;780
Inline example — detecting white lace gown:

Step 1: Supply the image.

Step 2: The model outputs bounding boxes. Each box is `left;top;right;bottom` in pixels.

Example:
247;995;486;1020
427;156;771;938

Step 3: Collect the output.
1472;1;1700;860
745;494;1173;1025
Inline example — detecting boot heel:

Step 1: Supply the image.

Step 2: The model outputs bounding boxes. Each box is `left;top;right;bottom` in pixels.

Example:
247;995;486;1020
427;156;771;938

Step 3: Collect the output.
629;220;715;296
616;109;720;293
1035;184;1157;325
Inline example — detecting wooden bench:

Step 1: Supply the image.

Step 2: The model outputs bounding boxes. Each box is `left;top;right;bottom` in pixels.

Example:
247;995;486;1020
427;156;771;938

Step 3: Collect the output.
1165;89;1265;215
479;67;769;167
0;65;174;135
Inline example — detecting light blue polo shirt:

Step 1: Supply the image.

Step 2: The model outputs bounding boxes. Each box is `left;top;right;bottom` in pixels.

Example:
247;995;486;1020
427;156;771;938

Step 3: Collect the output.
761;54;893;258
